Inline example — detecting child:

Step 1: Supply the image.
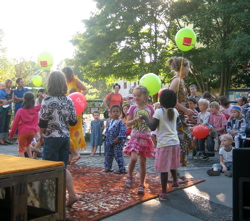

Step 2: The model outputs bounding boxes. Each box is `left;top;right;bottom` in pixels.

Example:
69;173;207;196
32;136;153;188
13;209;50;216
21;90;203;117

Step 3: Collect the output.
192;99;210;151
124;85;155;194
197;101;227;160
226;105;246;149
9;92;41;157
103;104;126;173
151;102;161;147
38;71;78;207
207;134;233;177
90;111;104;157
35;88;46;105
141;89;180;200
185;98;199;130
120;103;131;136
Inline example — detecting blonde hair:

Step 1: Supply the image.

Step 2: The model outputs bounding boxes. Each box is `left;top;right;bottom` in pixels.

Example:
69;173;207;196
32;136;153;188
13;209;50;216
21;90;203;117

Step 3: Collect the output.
230;105;244;119
220;134;233;142
198;98;209;108
134;85;149;97
209;101;220;109
5;79;12;87
47;71;68;96
167;56;191;72
153;102;160;108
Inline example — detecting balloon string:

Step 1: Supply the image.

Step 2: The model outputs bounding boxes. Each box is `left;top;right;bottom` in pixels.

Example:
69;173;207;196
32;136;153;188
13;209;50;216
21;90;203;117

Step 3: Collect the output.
176;52;184;99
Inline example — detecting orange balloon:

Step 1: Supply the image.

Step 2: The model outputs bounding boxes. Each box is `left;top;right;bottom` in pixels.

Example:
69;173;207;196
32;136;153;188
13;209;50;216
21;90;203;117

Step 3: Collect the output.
192;125;210;139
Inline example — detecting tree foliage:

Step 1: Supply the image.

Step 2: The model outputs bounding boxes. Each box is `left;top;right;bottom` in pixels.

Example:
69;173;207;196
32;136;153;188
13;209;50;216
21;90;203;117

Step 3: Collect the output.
71;0;250;95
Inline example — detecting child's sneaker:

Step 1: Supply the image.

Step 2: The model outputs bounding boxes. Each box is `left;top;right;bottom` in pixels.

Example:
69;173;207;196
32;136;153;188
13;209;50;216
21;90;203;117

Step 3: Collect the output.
159;193;167;200
225;170;233;177
207;169;220;176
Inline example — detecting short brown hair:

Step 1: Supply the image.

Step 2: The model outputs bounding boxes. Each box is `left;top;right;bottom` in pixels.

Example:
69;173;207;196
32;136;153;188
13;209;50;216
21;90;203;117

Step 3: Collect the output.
47;71;67;96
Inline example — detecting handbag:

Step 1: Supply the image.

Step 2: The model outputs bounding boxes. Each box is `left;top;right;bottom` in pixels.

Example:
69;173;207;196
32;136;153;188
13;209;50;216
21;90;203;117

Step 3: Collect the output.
103;110;109;119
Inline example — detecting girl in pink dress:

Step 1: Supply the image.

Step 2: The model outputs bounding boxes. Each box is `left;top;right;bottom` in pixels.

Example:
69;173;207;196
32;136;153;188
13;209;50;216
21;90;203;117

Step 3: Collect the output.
124;86;155;194
141;89;180;200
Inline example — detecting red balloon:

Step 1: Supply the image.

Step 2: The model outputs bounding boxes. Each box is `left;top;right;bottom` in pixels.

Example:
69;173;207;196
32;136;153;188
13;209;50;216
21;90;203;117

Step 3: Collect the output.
158;88;166;98
192;125;210;139
68;92;87;115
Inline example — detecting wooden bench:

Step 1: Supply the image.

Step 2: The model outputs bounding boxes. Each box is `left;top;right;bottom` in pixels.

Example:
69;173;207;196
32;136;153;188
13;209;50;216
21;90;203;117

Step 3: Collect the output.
0;154;65;221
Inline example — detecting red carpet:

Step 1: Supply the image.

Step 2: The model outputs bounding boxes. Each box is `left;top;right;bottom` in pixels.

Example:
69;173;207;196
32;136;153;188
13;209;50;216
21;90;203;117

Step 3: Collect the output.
66;165;205;221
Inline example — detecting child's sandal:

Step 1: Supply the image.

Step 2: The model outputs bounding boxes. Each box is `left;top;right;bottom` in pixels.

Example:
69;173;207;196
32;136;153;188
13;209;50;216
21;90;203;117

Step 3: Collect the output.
171;181;179;188
124;176;132;188
159;193;167;200
137;184;145;194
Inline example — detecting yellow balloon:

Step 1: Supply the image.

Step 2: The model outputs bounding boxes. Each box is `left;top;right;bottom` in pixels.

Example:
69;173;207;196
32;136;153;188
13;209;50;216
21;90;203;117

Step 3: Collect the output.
175;28;196;51
32;76;43;87
37;51;54;70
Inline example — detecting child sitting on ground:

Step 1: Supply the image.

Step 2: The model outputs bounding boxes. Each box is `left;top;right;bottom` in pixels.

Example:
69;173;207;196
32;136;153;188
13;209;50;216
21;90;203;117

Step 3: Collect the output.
207;134;233;177
226;105;246;149
197;101;227;160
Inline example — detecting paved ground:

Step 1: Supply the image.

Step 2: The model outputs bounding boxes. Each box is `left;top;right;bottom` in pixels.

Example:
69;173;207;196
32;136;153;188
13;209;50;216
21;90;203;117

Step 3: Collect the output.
0;142;233;221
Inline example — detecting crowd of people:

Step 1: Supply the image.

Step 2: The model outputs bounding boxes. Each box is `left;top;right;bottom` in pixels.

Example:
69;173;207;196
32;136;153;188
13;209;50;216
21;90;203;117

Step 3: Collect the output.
0;57;250;204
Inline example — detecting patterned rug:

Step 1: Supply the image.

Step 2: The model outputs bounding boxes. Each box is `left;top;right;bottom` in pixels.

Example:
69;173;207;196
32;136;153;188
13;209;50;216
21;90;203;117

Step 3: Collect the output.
66;165;205;221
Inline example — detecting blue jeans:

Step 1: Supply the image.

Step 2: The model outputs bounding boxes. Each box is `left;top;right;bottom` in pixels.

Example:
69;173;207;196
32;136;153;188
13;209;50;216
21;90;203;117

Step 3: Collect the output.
43;137;70;167
212;162;233;171
197;135;215;154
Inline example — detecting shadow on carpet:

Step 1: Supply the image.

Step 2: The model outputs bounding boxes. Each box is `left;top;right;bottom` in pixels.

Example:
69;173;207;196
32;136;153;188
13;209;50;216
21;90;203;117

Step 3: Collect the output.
66;165;205;221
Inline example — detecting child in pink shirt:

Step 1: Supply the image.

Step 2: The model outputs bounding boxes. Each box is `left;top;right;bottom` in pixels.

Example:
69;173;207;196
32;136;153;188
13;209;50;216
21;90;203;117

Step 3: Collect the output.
197;101;227;160
9;92;41;158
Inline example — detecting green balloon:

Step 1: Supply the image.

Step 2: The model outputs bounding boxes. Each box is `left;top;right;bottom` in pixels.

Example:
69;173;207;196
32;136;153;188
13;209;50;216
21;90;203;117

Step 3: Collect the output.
37;51;54;70
139;73;161;96
32;75;43;87
175;28;196;51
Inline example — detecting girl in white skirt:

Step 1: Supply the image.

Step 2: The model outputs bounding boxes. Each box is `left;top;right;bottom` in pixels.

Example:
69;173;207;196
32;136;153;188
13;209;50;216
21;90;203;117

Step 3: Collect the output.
141;89;180;200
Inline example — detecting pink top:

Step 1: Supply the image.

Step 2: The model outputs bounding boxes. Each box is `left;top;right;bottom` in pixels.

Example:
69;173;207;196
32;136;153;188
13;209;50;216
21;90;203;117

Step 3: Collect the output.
128;105;154;139
208;112;227;135
10;104;41;137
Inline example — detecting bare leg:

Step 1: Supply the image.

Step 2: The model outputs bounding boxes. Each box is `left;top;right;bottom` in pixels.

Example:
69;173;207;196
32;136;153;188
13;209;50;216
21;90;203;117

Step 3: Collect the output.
24;146;33;158
69;148;80;162
170;170;177;182
66;169;78;207
128;151;138;178
18;152;25;157
90;146;97;157
160;172;168;193
139;156;146;186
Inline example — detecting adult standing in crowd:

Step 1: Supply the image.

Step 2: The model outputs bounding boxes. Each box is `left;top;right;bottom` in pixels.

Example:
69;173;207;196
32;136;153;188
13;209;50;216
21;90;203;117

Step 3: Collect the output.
202;91;215;103
218;95;233;116
188;84;202;102
14;78;29;115
2;79;14;144
103;83;123;111
62;67;88;165
168;56;194;167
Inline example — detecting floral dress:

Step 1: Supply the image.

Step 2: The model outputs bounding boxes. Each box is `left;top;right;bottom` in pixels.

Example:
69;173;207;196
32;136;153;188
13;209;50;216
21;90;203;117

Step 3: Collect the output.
169;76;191;166
67;76;86;150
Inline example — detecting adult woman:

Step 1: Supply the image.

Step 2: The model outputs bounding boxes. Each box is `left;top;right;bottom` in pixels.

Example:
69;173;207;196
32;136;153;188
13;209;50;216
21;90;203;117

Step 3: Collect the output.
62;67;88;165
168;56;194;167
3;79;14;144
218;96;233;116
103;83;123;111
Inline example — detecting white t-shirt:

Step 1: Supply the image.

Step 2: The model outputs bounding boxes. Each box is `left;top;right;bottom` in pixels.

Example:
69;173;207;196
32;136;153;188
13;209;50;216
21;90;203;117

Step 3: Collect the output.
219;146;233;163
153;108;180;148
197;111;210;125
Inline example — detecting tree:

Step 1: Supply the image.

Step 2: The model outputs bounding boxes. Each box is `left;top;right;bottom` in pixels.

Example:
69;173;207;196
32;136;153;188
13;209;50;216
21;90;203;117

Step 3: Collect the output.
170;0;250;94
0;29;15;82
70;0;174;82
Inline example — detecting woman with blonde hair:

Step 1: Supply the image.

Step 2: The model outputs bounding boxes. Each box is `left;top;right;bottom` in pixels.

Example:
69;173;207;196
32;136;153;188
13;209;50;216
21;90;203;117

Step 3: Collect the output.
62;67;88;165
